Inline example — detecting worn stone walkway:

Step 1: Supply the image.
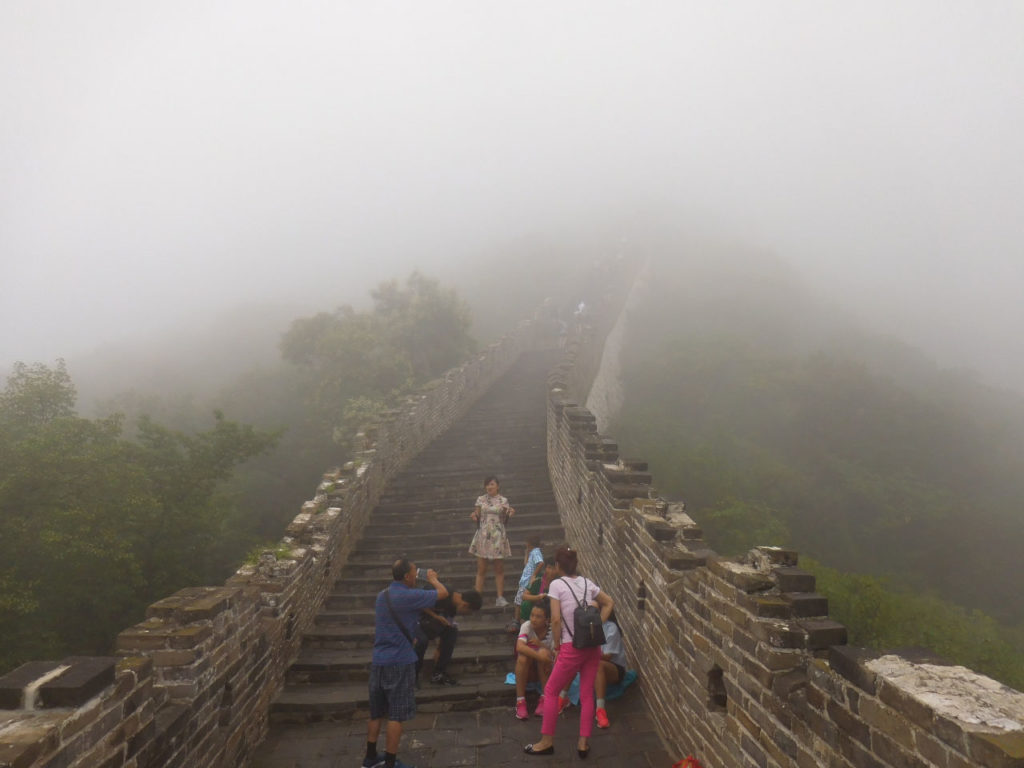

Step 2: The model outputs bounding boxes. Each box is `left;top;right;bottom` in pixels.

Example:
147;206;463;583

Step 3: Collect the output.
253;697;673;768
250;349;673;768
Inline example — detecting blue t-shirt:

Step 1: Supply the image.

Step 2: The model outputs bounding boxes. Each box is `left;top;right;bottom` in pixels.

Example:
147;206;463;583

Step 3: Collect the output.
373;582;439;665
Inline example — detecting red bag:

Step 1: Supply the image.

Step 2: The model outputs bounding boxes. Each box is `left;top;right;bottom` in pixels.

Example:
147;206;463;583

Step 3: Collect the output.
672;758;704;768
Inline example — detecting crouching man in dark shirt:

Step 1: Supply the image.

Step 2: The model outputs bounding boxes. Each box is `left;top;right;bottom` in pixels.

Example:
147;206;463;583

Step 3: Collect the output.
364;559;447;768
414;588;483;685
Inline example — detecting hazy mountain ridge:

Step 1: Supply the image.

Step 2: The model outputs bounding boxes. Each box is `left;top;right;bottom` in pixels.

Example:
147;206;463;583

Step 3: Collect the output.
614;248;1024;626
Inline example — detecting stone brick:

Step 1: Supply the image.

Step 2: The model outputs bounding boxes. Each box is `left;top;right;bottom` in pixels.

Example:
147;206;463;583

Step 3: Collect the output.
747;596;792;619
753;546;799;567
0;662;62;710
741;732;768;768
858;696;913;750
828;646;878;694
931;712;967;754
753;620;806;649
837;731;886;768
38;657;117;709
798;619;847;650
756;643;803;671
967;730;1024;768
168;625;213;650
827;698;870;747
876;678;935;733
772;566;816;593
785;592;829;618
872;730;933;768
0;738;45;768
913;730;951;768
772;670;808;699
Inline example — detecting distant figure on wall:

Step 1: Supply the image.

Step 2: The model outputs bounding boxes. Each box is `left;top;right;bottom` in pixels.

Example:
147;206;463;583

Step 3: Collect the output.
469;475;514;607
573;300;588;333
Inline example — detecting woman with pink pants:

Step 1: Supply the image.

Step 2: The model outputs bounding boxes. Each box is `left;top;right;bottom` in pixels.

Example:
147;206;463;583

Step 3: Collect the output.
524;545;614;759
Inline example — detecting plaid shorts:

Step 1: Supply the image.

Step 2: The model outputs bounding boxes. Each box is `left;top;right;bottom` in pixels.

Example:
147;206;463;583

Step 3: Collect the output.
368;663;417;722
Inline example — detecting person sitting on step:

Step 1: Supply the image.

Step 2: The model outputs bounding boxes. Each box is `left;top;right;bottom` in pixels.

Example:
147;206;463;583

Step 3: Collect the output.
514;599;555;720
594;611;627;729
413;587;482;686
518;555;557;623
510;534;545;631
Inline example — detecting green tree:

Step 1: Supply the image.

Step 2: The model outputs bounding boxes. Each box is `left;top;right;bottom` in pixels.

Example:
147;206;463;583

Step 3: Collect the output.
280;272;475;449
0;362;275;673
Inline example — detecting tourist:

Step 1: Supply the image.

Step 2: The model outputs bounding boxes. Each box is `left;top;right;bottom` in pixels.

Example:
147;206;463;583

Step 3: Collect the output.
525;545;614;759
364;559;447;768
594;611;627;728
413;588;482;686
469;475;514;606
514;600;555;720
519;556;557;623
511;534;545;629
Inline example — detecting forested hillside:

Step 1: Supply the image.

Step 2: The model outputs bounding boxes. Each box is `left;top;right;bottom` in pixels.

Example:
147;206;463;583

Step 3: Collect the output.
0;273;477;674
613;249;1024;688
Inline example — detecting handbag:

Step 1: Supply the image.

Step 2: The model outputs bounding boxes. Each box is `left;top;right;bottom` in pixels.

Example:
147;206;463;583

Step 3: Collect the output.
558;577;606;649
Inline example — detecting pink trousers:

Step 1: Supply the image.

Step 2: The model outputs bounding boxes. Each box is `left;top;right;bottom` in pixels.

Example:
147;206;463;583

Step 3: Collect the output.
540;644;601;738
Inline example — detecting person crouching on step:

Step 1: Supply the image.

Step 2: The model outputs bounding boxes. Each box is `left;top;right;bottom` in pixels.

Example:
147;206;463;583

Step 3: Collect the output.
413;588;482;686
514;598;555;720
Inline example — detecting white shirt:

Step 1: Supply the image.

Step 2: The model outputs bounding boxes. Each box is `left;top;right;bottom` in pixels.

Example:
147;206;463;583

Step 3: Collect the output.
518;620;554;650
548;575;601;645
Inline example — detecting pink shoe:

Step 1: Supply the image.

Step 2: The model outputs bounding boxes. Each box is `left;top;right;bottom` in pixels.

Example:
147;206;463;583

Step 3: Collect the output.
534;695;545;717
595;707;610;728
515;699;529;720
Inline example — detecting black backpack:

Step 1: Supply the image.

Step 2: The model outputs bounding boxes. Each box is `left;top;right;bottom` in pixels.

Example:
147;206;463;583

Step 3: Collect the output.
558;577;606;649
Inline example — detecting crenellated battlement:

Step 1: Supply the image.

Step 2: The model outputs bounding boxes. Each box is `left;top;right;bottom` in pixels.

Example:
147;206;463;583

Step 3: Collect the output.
546;278;1024;768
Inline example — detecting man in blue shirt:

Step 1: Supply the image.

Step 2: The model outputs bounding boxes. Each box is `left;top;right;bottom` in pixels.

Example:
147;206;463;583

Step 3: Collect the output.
363;558;447;768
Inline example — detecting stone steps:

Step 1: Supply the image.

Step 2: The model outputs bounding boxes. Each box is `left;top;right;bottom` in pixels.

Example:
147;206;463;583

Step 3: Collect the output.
287;643;514;685
357;525;564;549
342;540;558;561
270;673;513;724
269;348;563;720
302;617;516;650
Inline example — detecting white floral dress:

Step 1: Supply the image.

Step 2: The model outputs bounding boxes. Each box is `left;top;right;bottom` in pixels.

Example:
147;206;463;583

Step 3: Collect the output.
469;493;511;559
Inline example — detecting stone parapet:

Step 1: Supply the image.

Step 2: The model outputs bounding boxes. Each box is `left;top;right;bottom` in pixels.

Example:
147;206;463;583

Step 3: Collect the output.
545;284;1024;768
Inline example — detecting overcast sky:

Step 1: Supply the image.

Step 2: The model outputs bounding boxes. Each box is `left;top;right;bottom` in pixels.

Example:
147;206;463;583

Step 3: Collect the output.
2;2;1022;389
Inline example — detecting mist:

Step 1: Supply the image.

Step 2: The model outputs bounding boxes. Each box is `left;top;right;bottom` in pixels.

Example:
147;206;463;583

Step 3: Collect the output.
2;2;1023;391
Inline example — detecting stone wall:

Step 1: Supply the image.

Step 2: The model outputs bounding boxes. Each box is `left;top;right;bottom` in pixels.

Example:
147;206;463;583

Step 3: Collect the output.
546;300;1024;767
0;321;537;768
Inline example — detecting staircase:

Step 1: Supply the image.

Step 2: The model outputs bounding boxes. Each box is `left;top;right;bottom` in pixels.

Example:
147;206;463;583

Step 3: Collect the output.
270;349;564;722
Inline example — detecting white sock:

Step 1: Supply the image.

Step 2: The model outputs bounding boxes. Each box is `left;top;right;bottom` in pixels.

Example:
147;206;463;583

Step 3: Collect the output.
596;698;606;709
560;690;568;698
517;696;525;703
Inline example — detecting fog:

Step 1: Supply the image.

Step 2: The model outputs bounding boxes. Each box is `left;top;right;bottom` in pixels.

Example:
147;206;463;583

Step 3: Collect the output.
2;2;1023;391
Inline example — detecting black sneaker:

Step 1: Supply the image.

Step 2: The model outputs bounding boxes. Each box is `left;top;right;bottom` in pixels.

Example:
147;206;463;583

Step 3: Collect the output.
431;673;458;686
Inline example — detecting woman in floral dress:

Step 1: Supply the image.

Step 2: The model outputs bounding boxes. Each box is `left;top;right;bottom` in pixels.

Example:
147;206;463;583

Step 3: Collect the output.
470;475;515;607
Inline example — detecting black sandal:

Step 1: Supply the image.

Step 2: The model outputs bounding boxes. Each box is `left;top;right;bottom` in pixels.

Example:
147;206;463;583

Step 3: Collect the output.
523;744;554;755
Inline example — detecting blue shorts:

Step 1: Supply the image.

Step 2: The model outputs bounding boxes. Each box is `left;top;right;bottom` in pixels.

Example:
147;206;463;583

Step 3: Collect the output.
368;663;417;722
